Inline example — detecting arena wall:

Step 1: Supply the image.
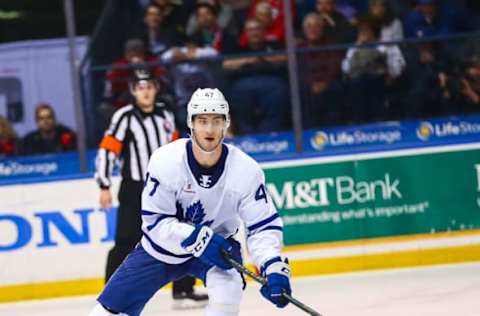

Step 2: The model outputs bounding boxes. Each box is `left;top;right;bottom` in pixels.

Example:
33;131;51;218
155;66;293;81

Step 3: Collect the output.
1;143;479;302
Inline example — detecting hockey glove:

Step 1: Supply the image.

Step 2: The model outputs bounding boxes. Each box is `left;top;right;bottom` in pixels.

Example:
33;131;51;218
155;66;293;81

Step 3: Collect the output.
260;257;291;308
181;225;232;270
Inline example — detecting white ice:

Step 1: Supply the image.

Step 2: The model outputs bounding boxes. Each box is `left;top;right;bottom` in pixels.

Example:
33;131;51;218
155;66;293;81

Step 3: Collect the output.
0;262;479;316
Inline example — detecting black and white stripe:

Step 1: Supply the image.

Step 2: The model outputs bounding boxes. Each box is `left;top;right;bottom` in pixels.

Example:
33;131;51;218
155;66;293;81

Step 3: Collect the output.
95;103;175;188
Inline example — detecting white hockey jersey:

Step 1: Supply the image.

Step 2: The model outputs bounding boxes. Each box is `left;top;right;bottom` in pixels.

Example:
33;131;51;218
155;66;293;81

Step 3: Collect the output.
140;138;283;268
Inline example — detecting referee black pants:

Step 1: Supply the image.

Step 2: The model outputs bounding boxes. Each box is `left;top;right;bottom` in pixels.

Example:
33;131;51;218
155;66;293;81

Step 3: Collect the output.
105;179;195;294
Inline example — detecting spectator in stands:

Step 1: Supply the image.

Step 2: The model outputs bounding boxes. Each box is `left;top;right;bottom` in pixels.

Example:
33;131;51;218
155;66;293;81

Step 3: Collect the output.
159;2;238;133
342;20;405;122
189;2;238;54
221;0;250;25
223;0;250;10
427;46;480;117
0;115;17;156
403;0;474;38
404;0;444;38
300;0;413;22
223;18;289;134
403;41;452;117
386;0;414;19
363;0;404;42
299;0;363;24
333;1;360;23
162;42;218;64
315;0;356;43
240;2;281;47
20;103;76;155
104;39;165;109
298;13;345;127
186;0;237;37
161;31;221;132
455;59;480;113
132;4;186;56
152;0;193;35
240;0;296;47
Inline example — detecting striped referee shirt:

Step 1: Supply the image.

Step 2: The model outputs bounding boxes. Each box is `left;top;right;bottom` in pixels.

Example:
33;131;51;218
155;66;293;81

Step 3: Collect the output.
95;102;176;188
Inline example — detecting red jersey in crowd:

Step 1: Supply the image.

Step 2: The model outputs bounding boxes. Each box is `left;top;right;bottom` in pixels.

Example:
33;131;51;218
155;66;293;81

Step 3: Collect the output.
239;0;296;47
0;139;15;156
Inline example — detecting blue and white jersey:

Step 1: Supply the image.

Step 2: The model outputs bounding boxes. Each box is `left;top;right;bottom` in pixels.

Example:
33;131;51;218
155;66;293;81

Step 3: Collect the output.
140;138;283;268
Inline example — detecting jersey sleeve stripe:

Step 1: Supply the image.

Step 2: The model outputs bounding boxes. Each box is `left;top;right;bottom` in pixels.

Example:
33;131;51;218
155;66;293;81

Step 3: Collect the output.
150;116;161;147
141;210;158;216
257;225;283;234
103;150;110;184
99;135;123;155
145;214;176;231
142;232;192;259
110;109;130;137
131;133;144;179
247;213;279;231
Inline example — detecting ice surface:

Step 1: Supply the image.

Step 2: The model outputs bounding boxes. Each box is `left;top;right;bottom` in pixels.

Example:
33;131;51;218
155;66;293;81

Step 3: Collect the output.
0;262;478;316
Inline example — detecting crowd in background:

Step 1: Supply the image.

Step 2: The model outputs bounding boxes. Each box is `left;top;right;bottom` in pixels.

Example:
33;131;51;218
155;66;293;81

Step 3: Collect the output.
2;0;480;157
0;104;77;157
100;0;480;135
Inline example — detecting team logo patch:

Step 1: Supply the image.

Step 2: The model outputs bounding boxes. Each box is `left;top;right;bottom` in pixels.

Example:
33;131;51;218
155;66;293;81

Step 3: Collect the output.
176;200;213;226
181;183;195;194
163;120;173;133
199;175;212;188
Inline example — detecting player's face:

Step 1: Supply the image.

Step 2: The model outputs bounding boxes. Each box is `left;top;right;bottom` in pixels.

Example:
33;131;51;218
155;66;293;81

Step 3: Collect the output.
133;81;157;108
192;114;225;152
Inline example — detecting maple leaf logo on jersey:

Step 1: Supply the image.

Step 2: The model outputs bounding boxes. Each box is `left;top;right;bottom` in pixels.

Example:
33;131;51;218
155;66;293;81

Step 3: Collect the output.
182;200;213;226
186;200;206;225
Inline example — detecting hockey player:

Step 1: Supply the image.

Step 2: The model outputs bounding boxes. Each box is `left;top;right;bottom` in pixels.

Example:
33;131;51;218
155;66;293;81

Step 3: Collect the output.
89;88;292;316
95;68;205;308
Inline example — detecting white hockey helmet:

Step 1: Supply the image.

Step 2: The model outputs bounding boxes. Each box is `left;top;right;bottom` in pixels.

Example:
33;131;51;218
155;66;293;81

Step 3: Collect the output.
187;88;230;129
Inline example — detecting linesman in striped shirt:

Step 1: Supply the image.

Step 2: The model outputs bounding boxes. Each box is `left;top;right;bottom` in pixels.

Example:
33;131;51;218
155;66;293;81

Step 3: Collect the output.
94;68;207;308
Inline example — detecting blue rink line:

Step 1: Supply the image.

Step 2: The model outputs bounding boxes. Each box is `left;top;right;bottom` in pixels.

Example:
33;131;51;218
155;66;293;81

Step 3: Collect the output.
1;138;478;187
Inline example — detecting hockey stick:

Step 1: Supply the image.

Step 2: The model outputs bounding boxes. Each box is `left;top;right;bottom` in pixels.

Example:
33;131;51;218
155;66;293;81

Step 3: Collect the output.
221;250;322;316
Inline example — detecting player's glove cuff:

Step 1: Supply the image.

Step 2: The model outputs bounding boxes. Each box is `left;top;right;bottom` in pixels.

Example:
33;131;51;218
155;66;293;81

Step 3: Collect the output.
261;256;291;278
181;225;233;270
181;226;213;257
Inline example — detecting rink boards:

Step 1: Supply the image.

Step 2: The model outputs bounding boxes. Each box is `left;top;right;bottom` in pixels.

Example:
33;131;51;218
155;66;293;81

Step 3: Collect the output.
1;142;480;302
